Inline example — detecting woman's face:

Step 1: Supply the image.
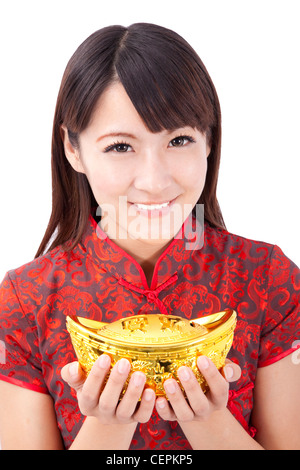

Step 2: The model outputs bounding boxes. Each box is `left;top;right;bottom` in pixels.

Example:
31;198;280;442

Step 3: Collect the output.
63;82;210;254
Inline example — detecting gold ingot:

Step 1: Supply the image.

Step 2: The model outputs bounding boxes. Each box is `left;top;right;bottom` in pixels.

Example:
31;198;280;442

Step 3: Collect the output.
66;310;237;398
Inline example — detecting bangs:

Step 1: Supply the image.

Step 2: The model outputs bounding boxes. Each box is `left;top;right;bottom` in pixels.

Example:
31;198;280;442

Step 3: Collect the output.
114;24;217;134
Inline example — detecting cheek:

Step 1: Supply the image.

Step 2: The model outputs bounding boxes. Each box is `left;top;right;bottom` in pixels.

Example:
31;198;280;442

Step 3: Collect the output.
84;164;130;203
179;156;207;192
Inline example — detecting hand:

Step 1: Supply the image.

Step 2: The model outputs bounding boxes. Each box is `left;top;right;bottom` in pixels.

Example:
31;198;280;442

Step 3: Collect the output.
61;355;156;425
155;357;241;423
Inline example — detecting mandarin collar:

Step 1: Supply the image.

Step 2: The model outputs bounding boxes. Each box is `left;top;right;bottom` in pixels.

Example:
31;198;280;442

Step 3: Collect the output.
81;213;204;294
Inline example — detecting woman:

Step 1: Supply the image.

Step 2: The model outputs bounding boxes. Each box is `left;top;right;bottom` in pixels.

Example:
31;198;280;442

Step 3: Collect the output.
0;23;299;450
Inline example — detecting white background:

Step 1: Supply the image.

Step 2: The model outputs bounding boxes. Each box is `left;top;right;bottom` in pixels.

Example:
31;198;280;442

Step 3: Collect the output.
0;0;299;278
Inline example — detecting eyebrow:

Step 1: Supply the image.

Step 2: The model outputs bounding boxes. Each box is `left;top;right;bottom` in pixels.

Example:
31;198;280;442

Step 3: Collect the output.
96;132;137;142
96;127;193;143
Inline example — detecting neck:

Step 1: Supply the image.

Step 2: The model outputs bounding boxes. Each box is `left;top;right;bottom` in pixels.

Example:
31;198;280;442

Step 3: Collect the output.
113;236;173;287
98;216;175;286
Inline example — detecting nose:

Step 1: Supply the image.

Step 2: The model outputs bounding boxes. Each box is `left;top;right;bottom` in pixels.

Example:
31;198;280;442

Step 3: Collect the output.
133;149;172;194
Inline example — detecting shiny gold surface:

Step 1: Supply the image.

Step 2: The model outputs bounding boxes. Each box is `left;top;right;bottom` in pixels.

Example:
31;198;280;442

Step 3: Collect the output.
66;310;236;398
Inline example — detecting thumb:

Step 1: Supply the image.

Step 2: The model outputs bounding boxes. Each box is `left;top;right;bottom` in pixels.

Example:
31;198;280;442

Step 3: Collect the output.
61;361;86;392
222;359;241;383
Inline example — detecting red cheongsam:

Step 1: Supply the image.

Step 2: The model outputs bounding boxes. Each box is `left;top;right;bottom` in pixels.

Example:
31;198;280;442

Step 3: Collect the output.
0;214;299;449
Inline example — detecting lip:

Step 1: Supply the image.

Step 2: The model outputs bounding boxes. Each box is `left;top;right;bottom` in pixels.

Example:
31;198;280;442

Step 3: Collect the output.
131;198;177;206
129;197;178;217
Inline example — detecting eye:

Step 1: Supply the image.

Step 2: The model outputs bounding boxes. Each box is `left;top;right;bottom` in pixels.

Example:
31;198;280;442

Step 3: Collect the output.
168;135;195;147
104;142;133;153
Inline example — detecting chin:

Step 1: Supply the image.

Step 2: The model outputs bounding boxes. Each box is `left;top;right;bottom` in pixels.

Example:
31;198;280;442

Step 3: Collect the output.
128;227;178;245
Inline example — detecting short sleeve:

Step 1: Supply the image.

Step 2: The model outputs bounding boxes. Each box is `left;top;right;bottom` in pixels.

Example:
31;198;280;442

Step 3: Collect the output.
0;271;48;393
258;245;300;367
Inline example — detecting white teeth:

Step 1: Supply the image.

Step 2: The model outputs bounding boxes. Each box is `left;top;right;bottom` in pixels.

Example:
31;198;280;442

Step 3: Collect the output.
135;202;170;210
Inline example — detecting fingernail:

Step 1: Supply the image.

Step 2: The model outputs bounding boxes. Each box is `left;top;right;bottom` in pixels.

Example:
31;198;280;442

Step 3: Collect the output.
156;398;166;409
178;367;191;382
144;388;155;402
69;362;78;377
98;354;110;369
132;372;145;387
197;356;210;370
164;380;176;394
117;358;130;374
224;366;234;380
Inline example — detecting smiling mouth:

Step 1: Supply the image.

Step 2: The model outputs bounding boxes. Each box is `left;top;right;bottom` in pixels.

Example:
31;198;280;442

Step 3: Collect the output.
129;198;178;213
134;201;170;211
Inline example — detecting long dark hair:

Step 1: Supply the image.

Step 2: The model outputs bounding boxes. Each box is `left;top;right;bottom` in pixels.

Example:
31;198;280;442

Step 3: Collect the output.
35;23;225;258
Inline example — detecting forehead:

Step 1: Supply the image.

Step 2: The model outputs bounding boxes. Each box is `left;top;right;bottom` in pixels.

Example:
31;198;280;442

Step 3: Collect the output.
84;81;203;142
81;82;153;142
89;82;143;126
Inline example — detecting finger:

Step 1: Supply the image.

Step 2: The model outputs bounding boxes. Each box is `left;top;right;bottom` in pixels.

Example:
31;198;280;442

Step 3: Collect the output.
79;354;111;413
155;396;177;421
197;356;229;409
177;366;209;418
162;378;194;422
134;388;156;423
116;371;147;421
98;358;131;415
222;359;241;382
61;361;86;392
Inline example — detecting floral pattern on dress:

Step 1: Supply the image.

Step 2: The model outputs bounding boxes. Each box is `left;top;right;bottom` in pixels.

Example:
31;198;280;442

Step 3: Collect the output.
0;215;299;449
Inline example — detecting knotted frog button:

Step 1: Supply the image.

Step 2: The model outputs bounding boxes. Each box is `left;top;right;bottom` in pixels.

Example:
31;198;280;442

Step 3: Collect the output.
145;291;157;303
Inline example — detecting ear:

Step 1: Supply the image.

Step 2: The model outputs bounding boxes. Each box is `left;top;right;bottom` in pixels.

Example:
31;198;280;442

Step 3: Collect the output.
61;125;85;174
